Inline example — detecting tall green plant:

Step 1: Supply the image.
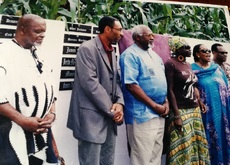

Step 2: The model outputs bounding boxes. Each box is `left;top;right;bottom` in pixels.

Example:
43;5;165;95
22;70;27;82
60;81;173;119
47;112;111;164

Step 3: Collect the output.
0;0;76;21
0;0;229;42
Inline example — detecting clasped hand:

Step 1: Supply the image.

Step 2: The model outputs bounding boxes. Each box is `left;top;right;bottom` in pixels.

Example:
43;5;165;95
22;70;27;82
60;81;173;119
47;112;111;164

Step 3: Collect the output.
159;101;169;118
110;103;124;124
20;113;55;134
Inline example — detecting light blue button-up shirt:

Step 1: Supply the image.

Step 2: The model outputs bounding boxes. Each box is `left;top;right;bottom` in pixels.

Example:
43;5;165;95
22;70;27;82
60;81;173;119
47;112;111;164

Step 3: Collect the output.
119;44;167;124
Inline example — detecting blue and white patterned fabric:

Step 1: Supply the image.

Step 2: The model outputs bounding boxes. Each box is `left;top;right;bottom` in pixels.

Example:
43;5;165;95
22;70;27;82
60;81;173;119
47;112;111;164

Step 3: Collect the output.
191;62;230;165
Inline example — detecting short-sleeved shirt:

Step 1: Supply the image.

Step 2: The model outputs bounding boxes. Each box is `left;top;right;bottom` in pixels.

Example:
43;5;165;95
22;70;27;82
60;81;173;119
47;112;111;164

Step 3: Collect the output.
119;44;167;124
165;58;199;108
0;40;56;164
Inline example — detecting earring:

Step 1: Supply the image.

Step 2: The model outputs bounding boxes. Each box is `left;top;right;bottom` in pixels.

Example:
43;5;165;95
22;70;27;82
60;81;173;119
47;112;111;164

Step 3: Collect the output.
177;55;185;62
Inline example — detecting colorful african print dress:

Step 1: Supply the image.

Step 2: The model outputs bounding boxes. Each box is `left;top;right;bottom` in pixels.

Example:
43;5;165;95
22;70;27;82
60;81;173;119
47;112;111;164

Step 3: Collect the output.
165;58;210;165
191;62;230;165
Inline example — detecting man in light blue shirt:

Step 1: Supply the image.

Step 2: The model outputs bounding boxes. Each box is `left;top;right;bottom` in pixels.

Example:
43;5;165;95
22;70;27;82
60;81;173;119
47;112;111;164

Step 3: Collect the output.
119;25;169;165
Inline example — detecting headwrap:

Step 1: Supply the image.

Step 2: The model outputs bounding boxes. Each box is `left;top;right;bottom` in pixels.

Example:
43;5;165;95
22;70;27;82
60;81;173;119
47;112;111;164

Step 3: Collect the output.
168;36;188;53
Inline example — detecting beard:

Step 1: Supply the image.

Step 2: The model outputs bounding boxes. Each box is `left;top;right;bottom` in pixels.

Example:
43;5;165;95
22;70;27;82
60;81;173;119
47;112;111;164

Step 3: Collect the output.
148;43;154;49
140;41;154;50
34;42;42;46
139;42;149;50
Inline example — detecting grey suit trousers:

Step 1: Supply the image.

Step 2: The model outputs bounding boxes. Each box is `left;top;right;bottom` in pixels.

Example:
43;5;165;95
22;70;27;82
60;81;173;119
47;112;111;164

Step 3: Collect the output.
78;119;116;165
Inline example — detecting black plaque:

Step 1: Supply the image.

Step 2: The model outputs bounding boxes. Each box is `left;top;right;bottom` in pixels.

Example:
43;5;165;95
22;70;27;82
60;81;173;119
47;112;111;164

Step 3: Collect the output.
59;81;74;91
1;15;19;26
61;57;76;67
64;34;91;44
67;23;92;33
93;27;99;34
62;46;78;54
60;70;75;79
0;28;15;38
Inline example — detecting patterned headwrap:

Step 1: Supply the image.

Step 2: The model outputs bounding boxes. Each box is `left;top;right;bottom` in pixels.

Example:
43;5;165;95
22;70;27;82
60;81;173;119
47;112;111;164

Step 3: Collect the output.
168;36;188;53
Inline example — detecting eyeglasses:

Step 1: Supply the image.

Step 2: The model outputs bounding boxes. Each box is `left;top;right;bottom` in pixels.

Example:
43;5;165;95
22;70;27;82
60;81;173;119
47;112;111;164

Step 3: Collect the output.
31;47;43;74
218;51;228;55
199;49;211;54
36;61;43;74
112;27;123;32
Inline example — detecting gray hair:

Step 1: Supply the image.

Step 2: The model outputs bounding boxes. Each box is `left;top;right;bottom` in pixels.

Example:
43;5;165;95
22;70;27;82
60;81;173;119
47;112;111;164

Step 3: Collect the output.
132;25;151;41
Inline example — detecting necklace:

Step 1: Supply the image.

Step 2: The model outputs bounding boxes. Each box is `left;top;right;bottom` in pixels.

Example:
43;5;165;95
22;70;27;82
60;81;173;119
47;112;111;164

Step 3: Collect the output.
31;46;43;74
12;39;43;74
12;38;22;47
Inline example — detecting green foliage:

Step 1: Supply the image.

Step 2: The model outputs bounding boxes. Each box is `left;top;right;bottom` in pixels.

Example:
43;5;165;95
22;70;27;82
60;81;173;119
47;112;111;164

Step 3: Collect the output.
76;1;229;42
0;0;229;42
0;0;73;20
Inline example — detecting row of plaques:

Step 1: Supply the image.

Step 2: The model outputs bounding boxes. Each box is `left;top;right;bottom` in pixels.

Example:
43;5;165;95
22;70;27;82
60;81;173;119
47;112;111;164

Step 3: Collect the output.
59;21;99;90
0;15;114;91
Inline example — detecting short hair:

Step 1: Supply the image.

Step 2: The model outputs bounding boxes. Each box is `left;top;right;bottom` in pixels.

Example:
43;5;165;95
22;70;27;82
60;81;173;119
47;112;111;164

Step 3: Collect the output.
132;25;150;41
193;44;202;62
16;14;44;31
98;16;117;33
211;43;223;52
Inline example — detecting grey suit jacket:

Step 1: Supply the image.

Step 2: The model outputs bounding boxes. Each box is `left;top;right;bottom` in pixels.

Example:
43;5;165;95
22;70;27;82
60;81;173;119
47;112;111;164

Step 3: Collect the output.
67;36;124;143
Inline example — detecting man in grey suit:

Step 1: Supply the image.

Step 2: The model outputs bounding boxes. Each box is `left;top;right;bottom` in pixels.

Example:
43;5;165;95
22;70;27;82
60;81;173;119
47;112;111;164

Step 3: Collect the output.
67;16;124;165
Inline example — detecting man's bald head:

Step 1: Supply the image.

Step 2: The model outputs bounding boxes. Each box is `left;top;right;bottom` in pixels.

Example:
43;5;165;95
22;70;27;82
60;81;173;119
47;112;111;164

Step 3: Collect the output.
15;14;46;49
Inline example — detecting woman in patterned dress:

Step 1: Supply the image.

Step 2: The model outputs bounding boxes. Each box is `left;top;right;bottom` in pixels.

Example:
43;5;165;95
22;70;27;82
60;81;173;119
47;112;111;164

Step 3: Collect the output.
191;44;230;165
164;37;210;165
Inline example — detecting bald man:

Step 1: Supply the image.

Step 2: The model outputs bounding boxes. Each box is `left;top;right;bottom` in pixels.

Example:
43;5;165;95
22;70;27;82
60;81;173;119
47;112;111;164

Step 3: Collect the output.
0;14;58;165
